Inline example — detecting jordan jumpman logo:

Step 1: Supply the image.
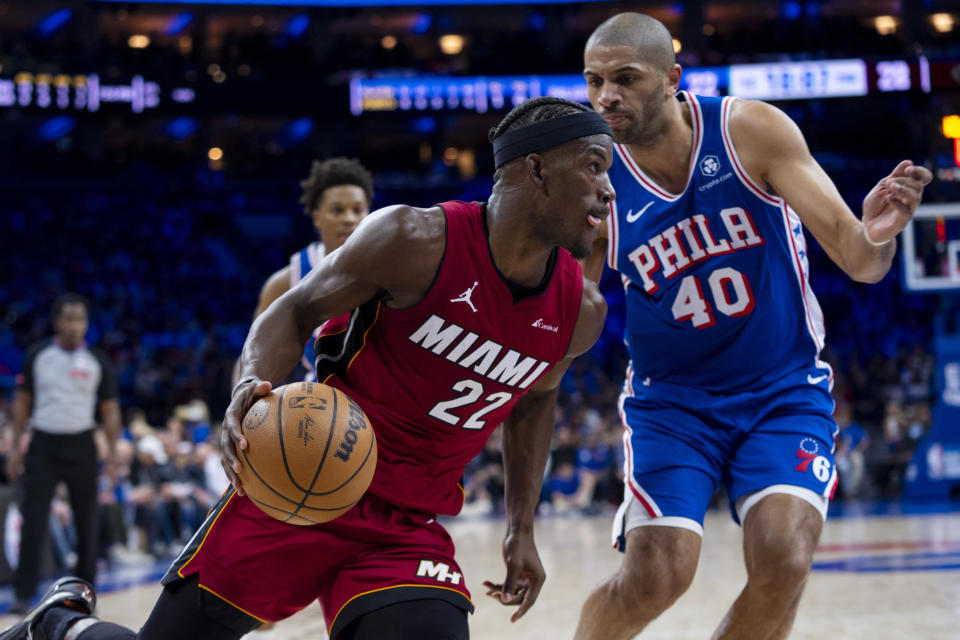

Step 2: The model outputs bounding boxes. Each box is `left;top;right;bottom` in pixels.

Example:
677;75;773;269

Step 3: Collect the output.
451;281;479;313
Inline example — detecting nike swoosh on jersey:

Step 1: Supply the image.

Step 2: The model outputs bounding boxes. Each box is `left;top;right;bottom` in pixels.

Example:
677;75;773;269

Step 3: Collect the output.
807;374;829;384
625;201;654;223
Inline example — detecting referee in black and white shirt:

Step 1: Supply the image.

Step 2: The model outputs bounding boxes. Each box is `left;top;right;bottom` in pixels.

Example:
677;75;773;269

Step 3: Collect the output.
7;293;121;612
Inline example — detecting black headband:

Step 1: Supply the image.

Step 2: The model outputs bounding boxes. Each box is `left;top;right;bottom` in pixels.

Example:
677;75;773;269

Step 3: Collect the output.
492;111;612;169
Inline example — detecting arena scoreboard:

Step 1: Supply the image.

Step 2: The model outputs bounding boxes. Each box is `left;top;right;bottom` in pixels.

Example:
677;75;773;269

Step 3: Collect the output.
0;72;194;113
352;57;951;115
0;56;953;116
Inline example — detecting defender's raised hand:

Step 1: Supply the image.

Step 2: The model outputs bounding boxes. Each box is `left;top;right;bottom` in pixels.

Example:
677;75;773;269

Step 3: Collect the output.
862;160;933;245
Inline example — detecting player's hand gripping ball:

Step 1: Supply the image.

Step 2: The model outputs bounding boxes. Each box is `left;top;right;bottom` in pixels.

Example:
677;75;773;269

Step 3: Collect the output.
238;381;377;525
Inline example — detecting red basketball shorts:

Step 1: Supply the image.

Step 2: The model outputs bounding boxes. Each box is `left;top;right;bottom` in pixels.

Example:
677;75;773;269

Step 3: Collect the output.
163;489;474;638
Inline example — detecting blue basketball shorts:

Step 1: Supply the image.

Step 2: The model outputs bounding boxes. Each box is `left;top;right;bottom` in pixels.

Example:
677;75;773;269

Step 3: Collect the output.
613;366;838;548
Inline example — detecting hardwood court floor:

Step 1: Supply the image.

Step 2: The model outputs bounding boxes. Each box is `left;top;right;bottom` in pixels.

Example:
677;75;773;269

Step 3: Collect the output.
2;507;958;639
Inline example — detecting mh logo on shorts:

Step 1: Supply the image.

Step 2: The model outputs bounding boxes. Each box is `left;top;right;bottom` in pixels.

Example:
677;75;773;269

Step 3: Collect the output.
416;560;462;585
795;437;831;483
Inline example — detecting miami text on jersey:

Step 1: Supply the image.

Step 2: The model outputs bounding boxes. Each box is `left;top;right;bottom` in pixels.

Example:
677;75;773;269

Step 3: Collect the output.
408;315;551;390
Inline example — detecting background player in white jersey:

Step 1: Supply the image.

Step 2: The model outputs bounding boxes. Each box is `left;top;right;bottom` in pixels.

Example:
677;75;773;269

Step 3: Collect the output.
244;157;373;382
254;157;373;316
575;13;932;640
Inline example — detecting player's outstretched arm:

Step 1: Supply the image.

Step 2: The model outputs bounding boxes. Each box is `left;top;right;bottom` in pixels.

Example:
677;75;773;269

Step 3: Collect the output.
730;99;932;283
223;205;446;493
483;278;606;622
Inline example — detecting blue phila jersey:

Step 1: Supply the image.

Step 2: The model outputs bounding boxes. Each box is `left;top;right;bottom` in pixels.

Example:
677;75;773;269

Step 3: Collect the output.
289;241;326;381
606;92;831;391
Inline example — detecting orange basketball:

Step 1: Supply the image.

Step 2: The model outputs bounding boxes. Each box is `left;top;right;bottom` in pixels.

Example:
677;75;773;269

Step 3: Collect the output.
237;381;377;525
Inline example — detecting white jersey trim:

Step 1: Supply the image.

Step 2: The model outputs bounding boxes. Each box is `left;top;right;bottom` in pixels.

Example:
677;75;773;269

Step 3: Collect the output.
606;200;619;271
735;484;829;523
612;91;704;202
720;96;782;206
612;493;704;548
289;241;326;288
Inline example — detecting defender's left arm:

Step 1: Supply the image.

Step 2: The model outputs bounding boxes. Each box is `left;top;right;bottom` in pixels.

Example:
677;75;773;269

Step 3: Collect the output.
484;278;607;622
730;99;932;283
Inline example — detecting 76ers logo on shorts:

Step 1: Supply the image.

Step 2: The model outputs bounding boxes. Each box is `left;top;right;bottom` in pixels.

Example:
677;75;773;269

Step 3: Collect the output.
795;437;831;483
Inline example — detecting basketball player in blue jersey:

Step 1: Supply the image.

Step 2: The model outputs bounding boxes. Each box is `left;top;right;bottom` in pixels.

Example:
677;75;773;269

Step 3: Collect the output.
574;13;932;640
248;157;374;381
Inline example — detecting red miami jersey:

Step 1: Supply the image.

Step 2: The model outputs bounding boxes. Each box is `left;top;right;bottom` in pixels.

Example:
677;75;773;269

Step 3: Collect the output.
314;201;584;516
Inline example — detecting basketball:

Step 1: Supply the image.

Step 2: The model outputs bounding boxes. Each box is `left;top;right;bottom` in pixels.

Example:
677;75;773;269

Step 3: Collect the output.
237;381;377;525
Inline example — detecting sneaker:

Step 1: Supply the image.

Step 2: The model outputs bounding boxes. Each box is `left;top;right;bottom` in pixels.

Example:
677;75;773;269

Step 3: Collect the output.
0;578;96;640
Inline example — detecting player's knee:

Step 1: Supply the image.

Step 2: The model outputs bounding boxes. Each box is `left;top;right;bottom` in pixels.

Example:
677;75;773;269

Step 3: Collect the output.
769;551;812;591
619;530;698;612
614;560;695;618
748;539;814;593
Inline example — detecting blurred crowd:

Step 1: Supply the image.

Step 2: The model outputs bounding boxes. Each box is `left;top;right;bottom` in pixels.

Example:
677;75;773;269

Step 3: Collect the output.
0;395;228;571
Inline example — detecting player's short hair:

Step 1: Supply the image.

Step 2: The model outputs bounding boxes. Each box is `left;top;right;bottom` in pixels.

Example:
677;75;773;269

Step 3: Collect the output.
52;292;89;319
488;97;592;144
586;12;676;73
298;157;374;216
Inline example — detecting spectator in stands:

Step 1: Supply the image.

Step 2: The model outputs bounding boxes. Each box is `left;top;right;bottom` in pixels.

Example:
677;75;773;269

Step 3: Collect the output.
575;425;614;513
835;402;870;499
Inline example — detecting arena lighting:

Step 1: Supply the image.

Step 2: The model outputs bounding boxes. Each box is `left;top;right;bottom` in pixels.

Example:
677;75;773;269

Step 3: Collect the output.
381;35;398;50
672;38;682;54
37;115;75;142
943;115;960;167
36;8;72;37
165;12;194;36
874;15;898;35
944;115;960;139
128;35;150;49
781;1;801;20
931;13;955;33
286;14;310;37
208;147;224;161
439;34;465;55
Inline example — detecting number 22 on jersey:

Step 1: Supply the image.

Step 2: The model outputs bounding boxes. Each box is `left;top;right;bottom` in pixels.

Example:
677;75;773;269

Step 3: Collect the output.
429;380;513;430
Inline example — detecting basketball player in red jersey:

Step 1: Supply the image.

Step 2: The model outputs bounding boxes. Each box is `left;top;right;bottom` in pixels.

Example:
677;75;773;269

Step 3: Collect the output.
1;97;614;640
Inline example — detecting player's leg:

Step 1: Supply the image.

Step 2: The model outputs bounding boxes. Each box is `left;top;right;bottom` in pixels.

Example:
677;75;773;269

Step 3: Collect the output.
716;401;836;640
711;493;823;640
576;524;701;640
575;394;726;640
1;574;250;640
339;599;468;640
319;495;474;640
